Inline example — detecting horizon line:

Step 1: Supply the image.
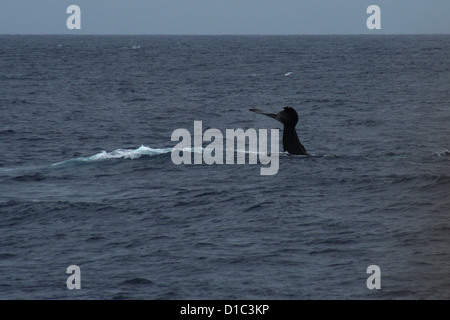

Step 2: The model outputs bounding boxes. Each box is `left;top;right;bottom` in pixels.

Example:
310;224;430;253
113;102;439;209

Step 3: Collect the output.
1;33;449;37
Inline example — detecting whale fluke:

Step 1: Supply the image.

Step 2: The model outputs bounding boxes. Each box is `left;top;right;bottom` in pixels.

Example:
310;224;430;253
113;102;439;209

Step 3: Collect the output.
250;106;308;155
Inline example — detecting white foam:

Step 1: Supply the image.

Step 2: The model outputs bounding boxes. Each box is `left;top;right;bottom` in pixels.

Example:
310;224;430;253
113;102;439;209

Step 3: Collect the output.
51;145;287;167
88;145;170;160
433;149;450;157
52;145;172;166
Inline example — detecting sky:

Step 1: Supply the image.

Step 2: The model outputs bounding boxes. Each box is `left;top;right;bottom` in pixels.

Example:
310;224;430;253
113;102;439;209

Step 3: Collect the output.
0;0;449;35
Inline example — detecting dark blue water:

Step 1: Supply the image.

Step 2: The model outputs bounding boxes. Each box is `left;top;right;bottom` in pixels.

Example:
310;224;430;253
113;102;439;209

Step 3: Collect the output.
0;35;449;299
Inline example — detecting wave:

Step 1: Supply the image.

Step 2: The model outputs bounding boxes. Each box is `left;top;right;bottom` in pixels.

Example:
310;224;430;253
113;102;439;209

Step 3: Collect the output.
0;129;16;136
120;45;141;50
52;145;289;166
432;149;450;157
1;145;287;174
51;145;172;167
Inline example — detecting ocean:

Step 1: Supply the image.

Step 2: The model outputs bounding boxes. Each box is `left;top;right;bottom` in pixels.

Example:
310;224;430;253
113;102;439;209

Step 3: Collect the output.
0;35;449;299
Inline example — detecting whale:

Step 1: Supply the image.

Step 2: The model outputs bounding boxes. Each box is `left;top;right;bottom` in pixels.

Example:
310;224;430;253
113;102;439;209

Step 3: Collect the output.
249;106;308;155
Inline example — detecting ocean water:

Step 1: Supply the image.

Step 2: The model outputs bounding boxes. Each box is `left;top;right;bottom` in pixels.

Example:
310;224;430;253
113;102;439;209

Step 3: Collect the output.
0;35;449;300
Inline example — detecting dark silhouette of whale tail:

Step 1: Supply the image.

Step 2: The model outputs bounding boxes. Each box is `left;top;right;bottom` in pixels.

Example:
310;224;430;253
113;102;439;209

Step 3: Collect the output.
249;106;308;155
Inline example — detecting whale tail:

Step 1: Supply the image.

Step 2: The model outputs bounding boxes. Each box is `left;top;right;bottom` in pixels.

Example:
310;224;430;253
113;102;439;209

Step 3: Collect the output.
249;106;308;155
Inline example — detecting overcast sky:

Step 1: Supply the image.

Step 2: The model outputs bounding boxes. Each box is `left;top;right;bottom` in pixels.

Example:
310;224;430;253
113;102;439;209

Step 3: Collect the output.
0;0;449;35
